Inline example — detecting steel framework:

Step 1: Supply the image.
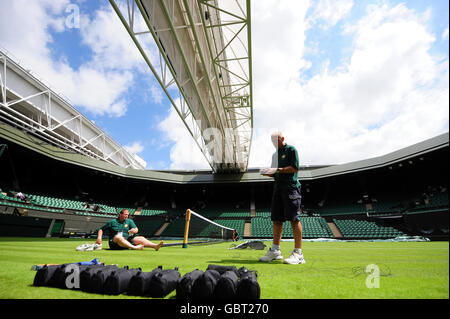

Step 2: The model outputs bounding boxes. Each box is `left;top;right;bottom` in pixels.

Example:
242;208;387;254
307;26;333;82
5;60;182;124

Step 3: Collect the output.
109;0;253;173
0;49;146;170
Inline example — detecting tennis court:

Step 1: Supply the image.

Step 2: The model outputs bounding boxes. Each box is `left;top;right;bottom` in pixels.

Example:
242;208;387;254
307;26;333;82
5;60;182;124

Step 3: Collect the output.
0;237;447;299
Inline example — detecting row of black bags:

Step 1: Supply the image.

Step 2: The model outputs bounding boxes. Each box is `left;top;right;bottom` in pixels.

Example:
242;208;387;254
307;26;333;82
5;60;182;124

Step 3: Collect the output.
178;265;260;299
33;263;260;299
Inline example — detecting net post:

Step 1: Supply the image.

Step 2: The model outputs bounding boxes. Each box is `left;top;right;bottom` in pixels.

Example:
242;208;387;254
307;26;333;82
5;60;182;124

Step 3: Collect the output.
183;209;191;248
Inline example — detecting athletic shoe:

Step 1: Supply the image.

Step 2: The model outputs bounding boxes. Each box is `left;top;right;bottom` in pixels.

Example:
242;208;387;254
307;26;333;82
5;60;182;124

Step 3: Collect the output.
84;244;95;251
258;248;283;262
76;243;91;251
93;243;102;250
283;250;306;265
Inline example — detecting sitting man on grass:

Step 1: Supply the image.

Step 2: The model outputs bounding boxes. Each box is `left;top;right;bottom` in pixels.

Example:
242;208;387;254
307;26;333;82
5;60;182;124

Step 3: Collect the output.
96;209;163;251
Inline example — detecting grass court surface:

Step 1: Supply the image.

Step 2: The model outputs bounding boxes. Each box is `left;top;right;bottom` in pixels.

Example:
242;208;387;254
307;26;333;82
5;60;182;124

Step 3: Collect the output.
0;237;448;299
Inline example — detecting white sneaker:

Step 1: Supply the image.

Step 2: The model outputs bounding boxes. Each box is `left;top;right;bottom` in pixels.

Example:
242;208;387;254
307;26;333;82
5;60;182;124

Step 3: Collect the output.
283;250;306;265
84;244;95;251
259;248;283;262
93;243;102;250
76;243;91;251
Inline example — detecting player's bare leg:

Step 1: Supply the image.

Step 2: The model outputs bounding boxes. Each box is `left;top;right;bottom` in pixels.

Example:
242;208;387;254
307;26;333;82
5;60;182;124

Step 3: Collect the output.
113;235;143;250
133;236;164;251
290;220;303;249
272;221;283;246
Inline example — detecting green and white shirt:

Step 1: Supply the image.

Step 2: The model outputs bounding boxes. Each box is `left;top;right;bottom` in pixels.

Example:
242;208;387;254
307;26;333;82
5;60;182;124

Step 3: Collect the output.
271;143;301;190
100;218;136;239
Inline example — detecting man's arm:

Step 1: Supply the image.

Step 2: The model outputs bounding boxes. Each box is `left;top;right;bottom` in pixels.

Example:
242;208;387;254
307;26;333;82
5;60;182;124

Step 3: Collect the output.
277;166;298;173
262;166;297;176
96;229;103;245
128;219;138;235
276;147;300;174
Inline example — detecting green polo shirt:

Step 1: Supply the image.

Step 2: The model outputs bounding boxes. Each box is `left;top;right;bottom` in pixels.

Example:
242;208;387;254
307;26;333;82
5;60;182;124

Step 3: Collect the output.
271;143;301;189
100;218;136;240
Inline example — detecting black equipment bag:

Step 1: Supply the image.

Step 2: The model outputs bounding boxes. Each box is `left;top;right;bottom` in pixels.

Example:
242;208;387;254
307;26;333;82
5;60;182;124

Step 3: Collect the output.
191;269;221;299
236;267;260;299
34;263;106;289
80;265;117;292
103;267;142;295
47;264;91;289
214;270;239;299
206;264;238;275
127;266;163;296
48;264;71;288
60;264;93;289
33;264;65;287
91;266;124;294
176;269;204;299
148;268;181;298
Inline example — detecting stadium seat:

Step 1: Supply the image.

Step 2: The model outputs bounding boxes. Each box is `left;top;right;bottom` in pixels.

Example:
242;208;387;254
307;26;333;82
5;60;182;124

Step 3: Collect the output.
333;218;406;239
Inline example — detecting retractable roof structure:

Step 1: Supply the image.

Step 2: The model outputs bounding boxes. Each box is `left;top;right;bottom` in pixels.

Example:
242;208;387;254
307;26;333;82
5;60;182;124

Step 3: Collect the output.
109;0;253;173
0;49;146;169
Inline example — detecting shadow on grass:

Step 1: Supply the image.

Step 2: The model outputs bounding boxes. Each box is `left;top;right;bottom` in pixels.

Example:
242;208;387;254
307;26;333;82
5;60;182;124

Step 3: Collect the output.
206;259;262;265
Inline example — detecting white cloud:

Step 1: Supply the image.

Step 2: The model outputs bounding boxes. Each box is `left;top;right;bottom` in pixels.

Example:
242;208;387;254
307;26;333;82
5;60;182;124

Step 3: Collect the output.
124;141;144;154
150;85;164;104
79;4;149;71
124;141;147;169
158;106;210;170
443;27;449;41
146;160;169;170
0;0;65;62
308;0;354;29
252;0;311;90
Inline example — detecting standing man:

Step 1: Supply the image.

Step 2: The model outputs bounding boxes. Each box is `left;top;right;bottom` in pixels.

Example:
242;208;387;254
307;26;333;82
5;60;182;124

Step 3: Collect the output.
96;209;163;251
259;132;305;264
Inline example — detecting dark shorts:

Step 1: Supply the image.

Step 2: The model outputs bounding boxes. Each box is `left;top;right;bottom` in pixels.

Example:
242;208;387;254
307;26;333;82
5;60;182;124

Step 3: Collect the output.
271;186;302;222
108;234;137;250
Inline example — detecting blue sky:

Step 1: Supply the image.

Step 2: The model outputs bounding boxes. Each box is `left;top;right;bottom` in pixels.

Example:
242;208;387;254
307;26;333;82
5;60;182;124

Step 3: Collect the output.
0;0;448;170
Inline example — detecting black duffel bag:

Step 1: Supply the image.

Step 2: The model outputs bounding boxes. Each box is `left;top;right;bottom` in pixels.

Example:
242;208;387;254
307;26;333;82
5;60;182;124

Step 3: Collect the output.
80;265;118;292
176;269;204;299
214;270;239;299
33;264;66;287
103;267;142;295
127;266;163;296
91;266;126;294
45;264;92;289
191;269;221;299
148;267;181;298
206;264;238;275
236;267;260;299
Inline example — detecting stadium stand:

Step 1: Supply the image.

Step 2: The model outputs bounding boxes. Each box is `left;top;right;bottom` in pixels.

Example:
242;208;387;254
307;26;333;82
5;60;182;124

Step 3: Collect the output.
129;216;166;237
250;215;333;239
333;217;405;239
0;129;448;241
